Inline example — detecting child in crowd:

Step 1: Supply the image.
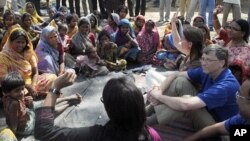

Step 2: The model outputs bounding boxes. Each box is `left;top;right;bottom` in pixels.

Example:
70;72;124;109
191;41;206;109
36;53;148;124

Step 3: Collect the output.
0;11;19;50
118;5;129;20
103;13;120;35
58;23;70;52
1;72;82;136
66;14;79;39
76;47;109;77
97;30;127;71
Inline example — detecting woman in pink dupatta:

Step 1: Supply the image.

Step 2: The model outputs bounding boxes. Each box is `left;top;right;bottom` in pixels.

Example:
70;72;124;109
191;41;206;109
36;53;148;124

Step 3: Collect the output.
136;20;159;64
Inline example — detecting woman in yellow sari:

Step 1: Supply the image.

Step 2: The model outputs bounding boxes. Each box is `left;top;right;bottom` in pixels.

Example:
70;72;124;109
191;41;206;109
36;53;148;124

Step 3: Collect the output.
22;2;44;25
0;28;56;94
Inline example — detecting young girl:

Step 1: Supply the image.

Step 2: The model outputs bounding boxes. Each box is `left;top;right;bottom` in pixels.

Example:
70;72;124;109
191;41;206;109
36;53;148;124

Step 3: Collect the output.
66;13;79;39
58;23;70;52
118;5;129;20
97;30;127;71
76;47;109;77
103;13;120;35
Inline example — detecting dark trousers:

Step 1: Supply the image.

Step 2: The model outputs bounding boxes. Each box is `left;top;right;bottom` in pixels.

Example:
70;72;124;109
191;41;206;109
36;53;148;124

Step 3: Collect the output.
92;0;106;15
69;0;81;17
56;0;67;10
135;0;146;16
127;0;134;17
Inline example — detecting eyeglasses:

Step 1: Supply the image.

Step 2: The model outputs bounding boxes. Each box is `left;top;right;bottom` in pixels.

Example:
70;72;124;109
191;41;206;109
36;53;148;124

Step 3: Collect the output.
236;91;250;101
225;26;241;31
199;58;219;63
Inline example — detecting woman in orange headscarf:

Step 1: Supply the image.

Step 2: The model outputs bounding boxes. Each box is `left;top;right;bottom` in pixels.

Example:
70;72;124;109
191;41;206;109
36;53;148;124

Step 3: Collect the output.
0;28;56;94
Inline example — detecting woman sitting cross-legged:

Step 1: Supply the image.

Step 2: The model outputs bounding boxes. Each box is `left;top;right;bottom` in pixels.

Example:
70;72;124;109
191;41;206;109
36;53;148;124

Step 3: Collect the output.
34;72;161;141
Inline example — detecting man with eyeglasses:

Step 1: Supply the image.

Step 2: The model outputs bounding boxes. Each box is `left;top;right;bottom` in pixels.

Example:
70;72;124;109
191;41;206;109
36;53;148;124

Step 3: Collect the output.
147;45;240;132
185;75;250;141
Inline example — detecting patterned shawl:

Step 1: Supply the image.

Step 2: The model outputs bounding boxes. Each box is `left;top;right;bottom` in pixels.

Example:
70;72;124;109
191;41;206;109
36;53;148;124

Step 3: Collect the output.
35;26;60;75
0;28;37;84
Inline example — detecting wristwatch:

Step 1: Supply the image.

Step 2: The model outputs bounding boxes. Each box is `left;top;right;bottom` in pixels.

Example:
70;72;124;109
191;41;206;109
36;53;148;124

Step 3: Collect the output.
49;88;61;95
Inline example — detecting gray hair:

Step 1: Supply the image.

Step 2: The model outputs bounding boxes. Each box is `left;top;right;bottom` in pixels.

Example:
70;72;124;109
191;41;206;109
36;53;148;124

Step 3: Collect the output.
203;44;228;68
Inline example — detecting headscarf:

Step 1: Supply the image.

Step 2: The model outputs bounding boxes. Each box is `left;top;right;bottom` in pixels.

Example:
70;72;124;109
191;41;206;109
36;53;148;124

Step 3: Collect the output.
22;2;43;24
35;26;60;75
114;19;136;47
132;15;145;35
0;28;37;84
137;20;159;51
71;17;93;53
192;15;205;27
111;13;120;25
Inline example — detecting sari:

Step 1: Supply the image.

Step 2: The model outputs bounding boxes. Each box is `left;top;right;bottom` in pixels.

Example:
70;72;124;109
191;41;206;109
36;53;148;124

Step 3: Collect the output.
0;28;56;92
35;26;60;75
21;2;44;24
136;20;159;64
227;43;250;83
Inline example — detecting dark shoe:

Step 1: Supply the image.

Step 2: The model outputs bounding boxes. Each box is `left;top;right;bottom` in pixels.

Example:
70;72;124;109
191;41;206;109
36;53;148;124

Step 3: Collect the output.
209;27;214;31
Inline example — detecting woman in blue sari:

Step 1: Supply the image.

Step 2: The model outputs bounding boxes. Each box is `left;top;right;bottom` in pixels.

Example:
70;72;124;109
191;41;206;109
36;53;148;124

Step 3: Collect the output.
35;26;65;76
111;19;140;62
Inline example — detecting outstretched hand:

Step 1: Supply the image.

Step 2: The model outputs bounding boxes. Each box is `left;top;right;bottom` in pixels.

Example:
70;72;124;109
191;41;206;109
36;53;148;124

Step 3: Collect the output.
51;71;77;90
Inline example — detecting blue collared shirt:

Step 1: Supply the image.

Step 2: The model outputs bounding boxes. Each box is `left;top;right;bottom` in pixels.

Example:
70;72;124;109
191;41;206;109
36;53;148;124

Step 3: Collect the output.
188;67;240;122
